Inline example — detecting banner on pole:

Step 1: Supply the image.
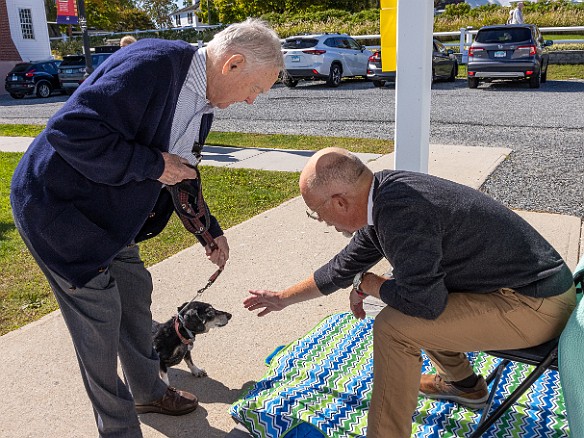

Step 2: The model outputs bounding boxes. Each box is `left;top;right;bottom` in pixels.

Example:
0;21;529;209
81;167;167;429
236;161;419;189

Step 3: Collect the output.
56;0;79;24
380;0;397;72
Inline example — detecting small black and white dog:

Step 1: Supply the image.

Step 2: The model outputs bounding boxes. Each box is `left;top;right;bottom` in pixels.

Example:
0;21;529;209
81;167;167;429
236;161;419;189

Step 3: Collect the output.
152;301;232;385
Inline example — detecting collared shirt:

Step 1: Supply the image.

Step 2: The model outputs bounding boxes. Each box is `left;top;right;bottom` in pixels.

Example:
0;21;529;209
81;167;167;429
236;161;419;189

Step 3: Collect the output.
367;178;375;226
169;47;214;167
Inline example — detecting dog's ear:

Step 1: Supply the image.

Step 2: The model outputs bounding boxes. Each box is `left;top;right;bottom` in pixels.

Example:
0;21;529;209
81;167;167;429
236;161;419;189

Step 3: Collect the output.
177;302;189;313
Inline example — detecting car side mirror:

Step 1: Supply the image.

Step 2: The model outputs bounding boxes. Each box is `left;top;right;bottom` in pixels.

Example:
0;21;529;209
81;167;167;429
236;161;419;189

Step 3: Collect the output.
447;49;454;55
544;40;553;47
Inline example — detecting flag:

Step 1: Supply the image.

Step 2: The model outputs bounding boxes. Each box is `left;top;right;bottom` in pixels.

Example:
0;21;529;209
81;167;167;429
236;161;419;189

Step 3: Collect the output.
56;0;79;25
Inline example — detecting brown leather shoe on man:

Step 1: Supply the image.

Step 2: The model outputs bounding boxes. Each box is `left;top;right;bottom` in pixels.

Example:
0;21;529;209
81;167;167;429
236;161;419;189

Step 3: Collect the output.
135;386;198;416
419;374;489;409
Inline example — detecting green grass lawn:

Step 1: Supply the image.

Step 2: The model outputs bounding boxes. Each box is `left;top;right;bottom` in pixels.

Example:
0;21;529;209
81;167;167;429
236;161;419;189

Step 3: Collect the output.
0;130;394;335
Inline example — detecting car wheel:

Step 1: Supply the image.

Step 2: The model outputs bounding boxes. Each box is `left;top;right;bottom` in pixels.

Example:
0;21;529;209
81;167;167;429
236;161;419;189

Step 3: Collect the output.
468;77;479;89
541;65;548;83
9;93;25;99
529;71;541;89
372;80;385;88
36;82;52;98
447;62;458;82
326;64;342;87
282;77;298;88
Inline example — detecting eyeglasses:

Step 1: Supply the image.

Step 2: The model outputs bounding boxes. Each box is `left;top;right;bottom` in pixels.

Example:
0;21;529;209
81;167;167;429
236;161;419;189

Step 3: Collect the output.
305;196;332;221
305;192;346;221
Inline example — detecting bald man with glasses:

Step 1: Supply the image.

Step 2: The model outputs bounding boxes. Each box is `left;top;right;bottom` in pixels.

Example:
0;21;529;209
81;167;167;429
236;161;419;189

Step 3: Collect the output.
244;147;575;437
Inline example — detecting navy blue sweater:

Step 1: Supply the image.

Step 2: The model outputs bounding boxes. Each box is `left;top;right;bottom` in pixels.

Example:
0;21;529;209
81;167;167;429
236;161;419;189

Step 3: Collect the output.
11;39;222;287
314;170;573;319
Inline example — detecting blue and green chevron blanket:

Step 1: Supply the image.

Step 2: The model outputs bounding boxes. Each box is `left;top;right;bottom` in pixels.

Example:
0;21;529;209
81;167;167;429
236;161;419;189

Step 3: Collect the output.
231;312;569;437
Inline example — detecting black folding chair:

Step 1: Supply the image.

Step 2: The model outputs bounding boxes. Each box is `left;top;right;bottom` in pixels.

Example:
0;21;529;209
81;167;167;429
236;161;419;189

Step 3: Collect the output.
471;262;584;437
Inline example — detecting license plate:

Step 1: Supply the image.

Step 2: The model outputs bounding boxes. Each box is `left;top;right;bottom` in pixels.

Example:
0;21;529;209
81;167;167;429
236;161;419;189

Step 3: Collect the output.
290;55;300;62
65;69;73;74
494;51;506;58
11;75;18;81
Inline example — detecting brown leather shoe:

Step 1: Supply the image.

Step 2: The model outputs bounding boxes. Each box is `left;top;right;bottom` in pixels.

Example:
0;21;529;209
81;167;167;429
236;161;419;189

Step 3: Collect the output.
419;374;488;409
135;387;198;416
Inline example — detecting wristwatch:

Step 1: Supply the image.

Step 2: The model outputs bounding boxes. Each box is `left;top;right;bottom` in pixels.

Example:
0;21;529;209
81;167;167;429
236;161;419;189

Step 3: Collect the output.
353;271;368;297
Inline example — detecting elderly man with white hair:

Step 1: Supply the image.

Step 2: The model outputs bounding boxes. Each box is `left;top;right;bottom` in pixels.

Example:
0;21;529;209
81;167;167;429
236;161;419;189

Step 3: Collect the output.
509;1;525;24
11;19;283;438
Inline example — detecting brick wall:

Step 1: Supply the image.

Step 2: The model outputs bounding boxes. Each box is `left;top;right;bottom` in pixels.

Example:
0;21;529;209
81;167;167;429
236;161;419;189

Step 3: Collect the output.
0;0;22;62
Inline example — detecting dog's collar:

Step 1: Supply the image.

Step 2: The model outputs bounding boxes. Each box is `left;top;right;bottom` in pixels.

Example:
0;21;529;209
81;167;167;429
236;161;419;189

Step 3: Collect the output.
173;315;194;345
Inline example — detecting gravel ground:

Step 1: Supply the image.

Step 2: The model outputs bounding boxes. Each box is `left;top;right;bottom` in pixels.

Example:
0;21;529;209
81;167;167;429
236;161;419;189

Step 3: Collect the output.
1;78;583;216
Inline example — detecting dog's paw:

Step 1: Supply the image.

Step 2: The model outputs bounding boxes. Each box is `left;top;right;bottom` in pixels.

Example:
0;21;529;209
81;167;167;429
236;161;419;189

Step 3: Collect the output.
191;368;207;378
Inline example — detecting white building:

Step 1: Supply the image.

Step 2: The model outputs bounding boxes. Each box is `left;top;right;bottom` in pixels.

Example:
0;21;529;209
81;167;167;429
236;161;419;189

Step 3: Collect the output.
0;0;52;95
170;0;202;28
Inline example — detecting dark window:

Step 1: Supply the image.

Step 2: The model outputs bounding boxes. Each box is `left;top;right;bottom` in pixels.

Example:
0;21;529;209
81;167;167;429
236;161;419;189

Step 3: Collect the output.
60;56;85;66
282;38;318;49
475;28;532;44
11;63;33;73
19;8;34;40
346;38;361;50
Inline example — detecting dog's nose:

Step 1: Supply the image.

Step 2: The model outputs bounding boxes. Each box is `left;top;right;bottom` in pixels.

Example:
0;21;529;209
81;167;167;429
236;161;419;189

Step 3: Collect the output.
226;313;232;320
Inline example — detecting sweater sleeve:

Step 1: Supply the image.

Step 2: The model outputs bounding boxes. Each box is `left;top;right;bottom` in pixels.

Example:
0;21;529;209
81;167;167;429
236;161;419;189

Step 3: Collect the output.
313;227;385;294
375;199;449;320
44;50;174;186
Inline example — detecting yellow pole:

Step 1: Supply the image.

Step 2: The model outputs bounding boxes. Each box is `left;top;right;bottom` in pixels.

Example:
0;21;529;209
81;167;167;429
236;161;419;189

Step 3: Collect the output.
380;0;398;72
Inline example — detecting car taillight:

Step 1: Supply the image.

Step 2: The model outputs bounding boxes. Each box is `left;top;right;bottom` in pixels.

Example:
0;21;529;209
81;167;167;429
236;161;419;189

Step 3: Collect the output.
468;71;476;76
25;70;36;77
302;49;326;55
369;52;381;62
518;45;536;56
468;47;484;57
526;70;534;76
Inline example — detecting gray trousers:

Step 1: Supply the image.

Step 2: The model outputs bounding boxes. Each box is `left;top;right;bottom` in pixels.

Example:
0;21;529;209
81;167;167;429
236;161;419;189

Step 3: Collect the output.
19;229;167;438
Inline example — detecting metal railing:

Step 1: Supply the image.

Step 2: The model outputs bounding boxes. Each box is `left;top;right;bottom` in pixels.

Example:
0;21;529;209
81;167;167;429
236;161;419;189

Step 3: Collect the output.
354;26;584;64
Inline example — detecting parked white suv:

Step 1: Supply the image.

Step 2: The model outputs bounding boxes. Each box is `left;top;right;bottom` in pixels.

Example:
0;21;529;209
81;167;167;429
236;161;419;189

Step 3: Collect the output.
281;33;373;88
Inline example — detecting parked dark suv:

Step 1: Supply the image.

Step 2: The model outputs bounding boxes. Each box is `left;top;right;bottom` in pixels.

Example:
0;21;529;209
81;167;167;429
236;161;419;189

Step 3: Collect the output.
467;24;552;89
4;60;62;99
58;53;113;94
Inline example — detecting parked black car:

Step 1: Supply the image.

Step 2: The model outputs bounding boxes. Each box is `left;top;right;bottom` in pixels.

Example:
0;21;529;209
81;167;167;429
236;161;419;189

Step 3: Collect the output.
4;60;62;99
58;53;113;94
467;24;552;89
367;39;458;87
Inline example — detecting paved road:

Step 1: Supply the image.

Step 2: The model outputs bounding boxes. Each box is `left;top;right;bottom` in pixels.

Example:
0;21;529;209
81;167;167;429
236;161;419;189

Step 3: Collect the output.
1;78;583;215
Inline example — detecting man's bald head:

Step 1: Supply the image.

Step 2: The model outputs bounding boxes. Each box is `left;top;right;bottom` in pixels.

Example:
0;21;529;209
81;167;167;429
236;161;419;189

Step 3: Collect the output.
300;147;370;197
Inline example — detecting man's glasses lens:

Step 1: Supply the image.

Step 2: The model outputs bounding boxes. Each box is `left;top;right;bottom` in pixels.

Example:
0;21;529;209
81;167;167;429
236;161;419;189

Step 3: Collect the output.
306;209;319;220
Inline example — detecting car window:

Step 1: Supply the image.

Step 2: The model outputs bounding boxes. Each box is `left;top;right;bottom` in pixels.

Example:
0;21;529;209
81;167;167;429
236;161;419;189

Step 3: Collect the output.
60;56;85;66
35;64;47;73
337;38;353;49
346;38;362;50
323;38;336;48
282;38;318;49
44;63;57;74
434;40;447;54
475;28;532;44
11;63;32;73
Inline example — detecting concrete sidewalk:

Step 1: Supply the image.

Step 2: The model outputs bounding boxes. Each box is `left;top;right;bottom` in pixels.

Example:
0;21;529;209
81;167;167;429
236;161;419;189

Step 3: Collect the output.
1;140;582;438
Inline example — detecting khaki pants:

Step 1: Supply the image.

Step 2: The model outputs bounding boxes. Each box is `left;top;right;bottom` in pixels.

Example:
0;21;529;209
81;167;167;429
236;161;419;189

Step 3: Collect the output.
366;286;576;438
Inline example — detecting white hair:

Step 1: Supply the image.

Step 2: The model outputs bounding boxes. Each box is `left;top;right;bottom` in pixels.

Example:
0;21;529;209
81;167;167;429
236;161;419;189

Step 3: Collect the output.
207;18;284;70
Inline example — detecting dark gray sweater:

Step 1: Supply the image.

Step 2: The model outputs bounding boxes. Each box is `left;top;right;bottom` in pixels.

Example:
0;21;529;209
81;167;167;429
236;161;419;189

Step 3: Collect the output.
314;170;573;319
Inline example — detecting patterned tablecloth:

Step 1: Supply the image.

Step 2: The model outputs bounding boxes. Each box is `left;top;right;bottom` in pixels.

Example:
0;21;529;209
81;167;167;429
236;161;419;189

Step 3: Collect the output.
231;312;569;438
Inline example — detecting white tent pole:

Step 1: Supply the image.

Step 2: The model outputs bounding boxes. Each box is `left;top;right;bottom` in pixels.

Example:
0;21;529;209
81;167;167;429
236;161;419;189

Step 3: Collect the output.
393;0;434;173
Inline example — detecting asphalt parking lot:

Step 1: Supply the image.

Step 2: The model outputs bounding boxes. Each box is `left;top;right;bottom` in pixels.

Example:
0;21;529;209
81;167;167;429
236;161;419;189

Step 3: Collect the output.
1;78;583;216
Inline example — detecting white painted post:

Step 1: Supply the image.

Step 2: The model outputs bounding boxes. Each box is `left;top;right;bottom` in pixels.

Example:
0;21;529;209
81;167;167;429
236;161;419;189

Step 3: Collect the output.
393;0;434;173
460;27;468;64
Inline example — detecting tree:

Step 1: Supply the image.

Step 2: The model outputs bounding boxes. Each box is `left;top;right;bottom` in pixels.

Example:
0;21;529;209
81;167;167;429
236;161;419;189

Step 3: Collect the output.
139;0;177;28
118;8;154;31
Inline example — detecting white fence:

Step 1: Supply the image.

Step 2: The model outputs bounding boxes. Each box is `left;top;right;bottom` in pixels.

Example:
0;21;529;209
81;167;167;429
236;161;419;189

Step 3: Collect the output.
354;26;584;63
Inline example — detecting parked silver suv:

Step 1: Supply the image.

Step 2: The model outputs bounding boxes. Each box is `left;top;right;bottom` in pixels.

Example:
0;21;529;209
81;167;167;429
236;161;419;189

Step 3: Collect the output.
281;33;373;88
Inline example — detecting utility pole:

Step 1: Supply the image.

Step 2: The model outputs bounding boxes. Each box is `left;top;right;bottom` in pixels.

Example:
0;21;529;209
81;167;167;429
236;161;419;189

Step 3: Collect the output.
77;0;93;74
